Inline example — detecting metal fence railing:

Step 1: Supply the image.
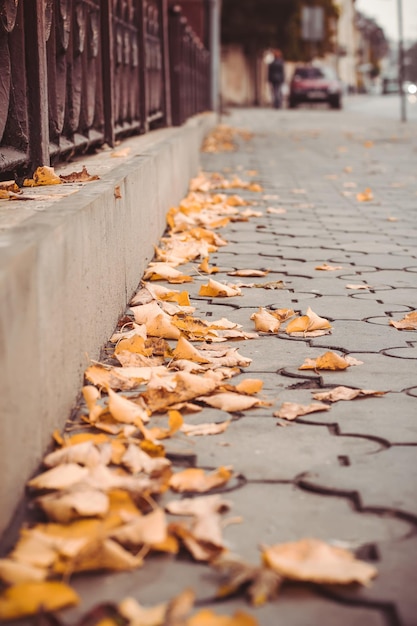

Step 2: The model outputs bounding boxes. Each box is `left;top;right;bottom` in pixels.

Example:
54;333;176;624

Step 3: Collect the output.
0;0;211;180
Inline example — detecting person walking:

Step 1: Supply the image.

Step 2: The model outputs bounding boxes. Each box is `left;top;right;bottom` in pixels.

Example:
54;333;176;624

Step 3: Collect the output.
268;49;285;109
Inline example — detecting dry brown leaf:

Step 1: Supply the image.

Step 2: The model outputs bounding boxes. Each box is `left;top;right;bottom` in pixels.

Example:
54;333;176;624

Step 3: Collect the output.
181;421;231;437
356;188;373;202
166;495;231;550
299;351;351;371
199;279;241;298
59;166;100;182
227;269;269;277
274;402;330;421
262;538;377;585
389;311;417;330
315;263;343;271
43;441;111;468
147;410;184;441
61;537;142;574
172;336;211;364
250;308;280;333
119;596;167;626
169;467;233;493
200;392;267;413
27;463;89;491
84;366;141;392
286;308;331;336
235;379;264;395
143;263;193;284
142;371;219;413
110;508;167;547
0;581;79;620
312;387;386;402
23;166;62;187
36;488;109;523
114;334;152;357
0;560;46;585
107;388;150;425
345;284;371;290
213;556;282;606
122;444;171;475
199;257;220;274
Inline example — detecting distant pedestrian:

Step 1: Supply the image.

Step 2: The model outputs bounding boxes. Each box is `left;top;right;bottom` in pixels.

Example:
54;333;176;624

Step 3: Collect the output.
268;49;285;109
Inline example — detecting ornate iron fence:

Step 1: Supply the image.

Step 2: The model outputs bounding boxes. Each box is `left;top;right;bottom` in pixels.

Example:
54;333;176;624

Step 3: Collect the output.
0;0;210;180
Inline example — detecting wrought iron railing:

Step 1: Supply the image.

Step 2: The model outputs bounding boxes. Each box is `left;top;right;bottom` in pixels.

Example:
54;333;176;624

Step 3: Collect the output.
0;0;211;180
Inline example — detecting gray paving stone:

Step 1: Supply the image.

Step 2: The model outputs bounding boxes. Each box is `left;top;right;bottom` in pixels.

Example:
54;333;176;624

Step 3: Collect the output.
309;319;412;351
194;418;381;481
224;483;412;562
300;447;417;518
296;390;417;444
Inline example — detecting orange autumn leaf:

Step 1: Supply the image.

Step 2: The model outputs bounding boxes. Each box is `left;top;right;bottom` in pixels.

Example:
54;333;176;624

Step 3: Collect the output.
315;263;343;271
199;279;241;298
199;392;267;413
262;538;377;585
389;311;417;330
146;314;182;340
235;379;264;395
147;410;184;441
172;336;211;364
274;402;330;421
114;334;152;357
181;420;231;437
0;581;79;620
198;257;220;274
23;166;62;187
143;263;193;284
110;508;168;548
59;166;100;183
356;188;373;202
169;467;233;493
312;387;386;402
227;269;269;277
299;351;351;371
286;308;331;335
250;308;280;333
107;388;150;425
82;385;106;422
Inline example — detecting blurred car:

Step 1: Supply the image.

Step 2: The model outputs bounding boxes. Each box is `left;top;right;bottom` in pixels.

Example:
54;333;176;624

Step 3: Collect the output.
289;66;343;109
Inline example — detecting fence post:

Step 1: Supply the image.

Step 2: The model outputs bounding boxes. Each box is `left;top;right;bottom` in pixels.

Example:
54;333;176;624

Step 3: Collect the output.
160;0;172;126
24;0;50;170
100;0;115;146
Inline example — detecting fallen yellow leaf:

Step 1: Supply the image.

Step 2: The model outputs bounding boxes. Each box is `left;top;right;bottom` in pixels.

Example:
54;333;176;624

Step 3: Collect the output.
313;387;386;402
389;311;417;330
187;609;259;626
274;402;330;421
169;467;233;493
0;581;79;619
286;308;331;336
356;188;373;202
262;538;377;585
23;166;62;187
299;351;351;371
199;278;241;298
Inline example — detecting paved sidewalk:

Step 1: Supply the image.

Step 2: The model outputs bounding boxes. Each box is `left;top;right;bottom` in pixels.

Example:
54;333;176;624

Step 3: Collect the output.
5;107;417;626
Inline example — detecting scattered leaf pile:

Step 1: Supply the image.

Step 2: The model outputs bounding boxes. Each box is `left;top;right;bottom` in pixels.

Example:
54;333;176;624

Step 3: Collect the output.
202;125;253;153
0;135;384;621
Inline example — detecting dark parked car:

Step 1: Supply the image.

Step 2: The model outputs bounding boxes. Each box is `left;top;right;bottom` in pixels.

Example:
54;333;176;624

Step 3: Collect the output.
289;66;343;109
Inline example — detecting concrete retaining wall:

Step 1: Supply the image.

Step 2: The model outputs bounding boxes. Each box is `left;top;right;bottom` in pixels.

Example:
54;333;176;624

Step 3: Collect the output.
0;113;215;537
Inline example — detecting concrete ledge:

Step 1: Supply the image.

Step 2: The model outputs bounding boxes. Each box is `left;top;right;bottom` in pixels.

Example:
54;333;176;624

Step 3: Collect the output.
0;113;216;536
